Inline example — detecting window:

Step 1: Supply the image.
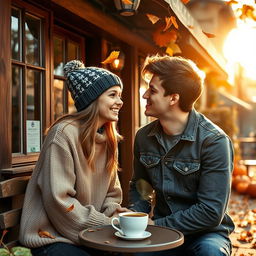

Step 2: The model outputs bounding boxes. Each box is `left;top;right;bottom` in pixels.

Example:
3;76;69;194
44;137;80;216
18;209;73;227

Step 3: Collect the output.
53;28;84;120
11;4;47;156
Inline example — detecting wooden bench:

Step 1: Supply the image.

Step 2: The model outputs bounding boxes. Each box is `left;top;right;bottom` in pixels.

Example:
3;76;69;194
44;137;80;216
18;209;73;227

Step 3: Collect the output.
0;166;33;248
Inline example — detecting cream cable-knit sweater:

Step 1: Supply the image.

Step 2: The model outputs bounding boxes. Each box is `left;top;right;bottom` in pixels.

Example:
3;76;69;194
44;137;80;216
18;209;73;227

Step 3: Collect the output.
19;121;122;248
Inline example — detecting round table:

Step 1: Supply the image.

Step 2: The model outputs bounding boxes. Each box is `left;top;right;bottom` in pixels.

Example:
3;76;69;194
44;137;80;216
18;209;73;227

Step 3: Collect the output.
79;225;184;254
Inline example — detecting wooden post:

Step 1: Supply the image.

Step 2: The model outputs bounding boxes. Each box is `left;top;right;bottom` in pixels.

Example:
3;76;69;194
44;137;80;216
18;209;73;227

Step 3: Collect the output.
0;0;12;169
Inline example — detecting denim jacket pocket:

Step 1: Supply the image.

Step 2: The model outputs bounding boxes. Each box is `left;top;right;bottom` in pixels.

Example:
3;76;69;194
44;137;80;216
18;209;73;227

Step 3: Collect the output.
140;154;161;168
172;160;200;193
173;160;200;175
140;154;161;184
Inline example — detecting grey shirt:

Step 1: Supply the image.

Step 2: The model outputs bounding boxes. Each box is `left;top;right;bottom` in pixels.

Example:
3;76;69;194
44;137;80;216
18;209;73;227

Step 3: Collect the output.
129;109;235;238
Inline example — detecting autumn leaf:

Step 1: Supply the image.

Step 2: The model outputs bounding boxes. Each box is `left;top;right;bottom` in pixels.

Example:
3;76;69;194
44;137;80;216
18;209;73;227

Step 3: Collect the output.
171;16;178;29
66;204;74;212
202;31;216;38
122;0;133;4
166;47;173;56
38;230;55;239
226;0;238;5
167;41;182;55
146;14;160;24
163;17;172;32
153;26;178;47
101;51;120;64
181;0;190;4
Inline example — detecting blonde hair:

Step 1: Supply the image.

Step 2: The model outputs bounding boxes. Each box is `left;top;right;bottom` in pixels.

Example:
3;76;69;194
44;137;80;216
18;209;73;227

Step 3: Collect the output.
47;99;122;173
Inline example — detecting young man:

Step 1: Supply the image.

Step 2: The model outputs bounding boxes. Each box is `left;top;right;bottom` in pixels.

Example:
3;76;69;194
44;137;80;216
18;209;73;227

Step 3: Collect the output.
129;55;234;256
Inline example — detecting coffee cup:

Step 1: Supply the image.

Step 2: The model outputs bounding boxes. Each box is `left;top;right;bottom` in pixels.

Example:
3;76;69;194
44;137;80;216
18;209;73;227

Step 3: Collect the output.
111;212;148;237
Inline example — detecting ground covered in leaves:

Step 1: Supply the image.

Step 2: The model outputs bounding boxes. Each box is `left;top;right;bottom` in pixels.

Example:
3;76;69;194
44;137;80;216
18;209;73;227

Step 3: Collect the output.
229;190;256;256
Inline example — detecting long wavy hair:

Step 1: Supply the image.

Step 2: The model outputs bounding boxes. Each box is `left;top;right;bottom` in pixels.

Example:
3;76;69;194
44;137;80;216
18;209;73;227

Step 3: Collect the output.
47;99;122;173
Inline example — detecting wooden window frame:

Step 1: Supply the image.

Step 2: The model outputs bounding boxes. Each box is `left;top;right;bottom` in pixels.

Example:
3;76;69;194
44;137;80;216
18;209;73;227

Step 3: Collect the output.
11;0;50;166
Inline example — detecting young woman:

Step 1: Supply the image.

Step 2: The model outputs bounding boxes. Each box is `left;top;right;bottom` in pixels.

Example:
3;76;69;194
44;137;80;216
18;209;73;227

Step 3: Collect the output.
19;60;128;256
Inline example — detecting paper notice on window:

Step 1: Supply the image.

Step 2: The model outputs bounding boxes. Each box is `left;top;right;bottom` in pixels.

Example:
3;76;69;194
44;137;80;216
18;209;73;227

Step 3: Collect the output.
26;120;41;153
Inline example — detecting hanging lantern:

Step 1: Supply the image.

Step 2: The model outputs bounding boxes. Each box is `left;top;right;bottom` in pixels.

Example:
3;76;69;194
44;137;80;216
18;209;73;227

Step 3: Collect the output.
114;0;141;16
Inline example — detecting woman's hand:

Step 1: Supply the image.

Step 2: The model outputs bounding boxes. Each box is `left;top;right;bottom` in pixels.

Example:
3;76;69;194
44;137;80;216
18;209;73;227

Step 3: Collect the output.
111;207;131;217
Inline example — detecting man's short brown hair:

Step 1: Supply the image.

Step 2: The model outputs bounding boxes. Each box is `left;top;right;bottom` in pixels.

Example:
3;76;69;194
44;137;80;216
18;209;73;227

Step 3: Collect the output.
142;55;204;112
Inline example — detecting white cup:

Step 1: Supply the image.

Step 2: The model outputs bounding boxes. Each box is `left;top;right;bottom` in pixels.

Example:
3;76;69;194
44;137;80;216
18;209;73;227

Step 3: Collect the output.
111;212;148;237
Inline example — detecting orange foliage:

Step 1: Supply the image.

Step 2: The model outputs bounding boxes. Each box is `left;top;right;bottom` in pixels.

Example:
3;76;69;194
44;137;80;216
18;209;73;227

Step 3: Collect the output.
122;0;133;4
146;14;160;24
163;17;172;32
38;230;55;239
226;0;238;5
66;204;74;212
101;51;120;65
181;0;190;4
153;26;178;47
171;16;178;29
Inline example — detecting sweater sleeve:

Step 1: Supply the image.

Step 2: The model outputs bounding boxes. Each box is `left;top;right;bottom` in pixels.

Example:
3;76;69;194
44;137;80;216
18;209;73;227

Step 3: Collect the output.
101;170;122;217
37;141;111;243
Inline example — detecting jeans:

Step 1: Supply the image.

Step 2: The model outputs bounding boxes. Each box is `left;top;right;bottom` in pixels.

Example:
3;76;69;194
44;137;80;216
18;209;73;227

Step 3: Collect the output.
135;233;232;256
31;242;122;256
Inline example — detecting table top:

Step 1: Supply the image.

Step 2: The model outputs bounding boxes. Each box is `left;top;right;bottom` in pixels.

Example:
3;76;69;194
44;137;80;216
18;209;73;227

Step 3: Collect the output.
79;225;184;253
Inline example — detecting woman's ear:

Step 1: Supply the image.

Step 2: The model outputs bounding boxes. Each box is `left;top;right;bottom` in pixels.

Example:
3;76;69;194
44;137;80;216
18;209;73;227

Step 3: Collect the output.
169;94;180;105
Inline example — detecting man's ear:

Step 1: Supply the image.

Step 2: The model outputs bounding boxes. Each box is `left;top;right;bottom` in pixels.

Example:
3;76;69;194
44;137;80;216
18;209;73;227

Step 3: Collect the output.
169;94;180;105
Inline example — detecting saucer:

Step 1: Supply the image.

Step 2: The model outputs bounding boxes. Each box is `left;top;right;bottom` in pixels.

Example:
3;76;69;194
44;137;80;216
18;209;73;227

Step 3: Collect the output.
114;231;151;240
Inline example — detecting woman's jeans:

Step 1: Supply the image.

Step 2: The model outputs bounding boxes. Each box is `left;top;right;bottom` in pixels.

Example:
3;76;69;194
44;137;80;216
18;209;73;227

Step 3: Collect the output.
31;242;121;256
135;232;232;256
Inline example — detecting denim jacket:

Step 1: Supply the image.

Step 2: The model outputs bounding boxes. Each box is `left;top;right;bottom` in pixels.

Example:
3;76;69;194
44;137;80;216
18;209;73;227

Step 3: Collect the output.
129;109;235;237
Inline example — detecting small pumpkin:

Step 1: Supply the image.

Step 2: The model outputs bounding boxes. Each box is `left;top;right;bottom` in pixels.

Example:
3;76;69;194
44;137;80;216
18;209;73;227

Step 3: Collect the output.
246;182;256;197
232;175;250;189
236;181;250;194
233;163;247;176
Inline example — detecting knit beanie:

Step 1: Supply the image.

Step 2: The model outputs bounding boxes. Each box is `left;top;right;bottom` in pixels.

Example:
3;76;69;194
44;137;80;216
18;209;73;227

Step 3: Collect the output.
63;60;123;112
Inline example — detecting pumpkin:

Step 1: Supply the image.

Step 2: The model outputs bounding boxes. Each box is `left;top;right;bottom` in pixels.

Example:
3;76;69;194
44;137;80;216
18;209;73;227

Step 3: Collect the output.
246;182;256;197
232;175;251;189
233;163;247;176
236;181;250;194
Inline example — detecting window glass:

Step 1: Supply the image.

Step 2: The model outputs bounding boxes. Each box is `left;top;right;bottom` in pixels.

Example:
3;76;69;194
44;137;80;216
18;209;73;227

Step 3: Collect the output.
26;69;41;121
53;79;64;120
53;31;82;120
67;41;79;61
11;8;21;61
54;36;64;76
11;5;44;156
25;14;40;65
12;66;22;153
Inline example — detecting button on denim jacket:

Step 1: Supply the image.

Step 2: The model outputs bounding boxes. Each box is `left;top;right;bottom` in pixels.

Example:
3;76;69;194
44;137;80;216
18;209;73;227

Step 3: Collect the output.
129;109;235;237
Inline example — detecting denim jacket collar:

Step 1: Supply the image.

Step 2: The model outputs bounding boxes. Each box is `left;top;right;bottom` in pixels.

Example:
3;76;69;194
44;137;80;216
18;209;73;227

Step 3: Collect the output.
147;109;199;142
